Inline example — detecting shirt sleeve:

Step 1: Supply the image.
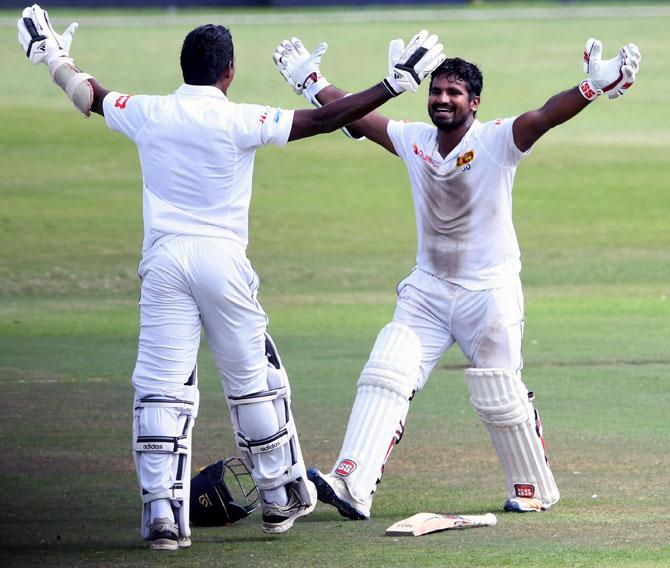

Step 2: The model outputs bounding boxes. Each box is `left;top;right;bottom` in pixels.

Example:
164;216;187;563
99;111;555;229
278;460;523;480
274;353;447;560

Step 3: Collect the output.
482;117;531;167
233;103;295;150
103;91;151;141
387;119;411;161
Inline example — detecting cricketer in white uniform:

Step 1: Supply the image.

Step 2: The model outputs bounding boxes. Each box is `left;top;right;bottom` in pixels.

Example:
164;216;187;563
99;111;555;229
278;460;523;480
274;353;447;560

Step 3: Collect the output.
274;36;641;518
17;4;446;550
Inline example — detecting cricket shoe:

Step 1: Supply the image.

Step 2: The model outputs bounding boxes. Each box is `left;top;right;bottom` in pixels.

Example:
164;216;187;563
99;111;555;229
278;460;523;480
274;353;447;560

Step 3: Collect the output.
261;480;317;534
148;517;181;551
503;497;545;513
307;468;371;520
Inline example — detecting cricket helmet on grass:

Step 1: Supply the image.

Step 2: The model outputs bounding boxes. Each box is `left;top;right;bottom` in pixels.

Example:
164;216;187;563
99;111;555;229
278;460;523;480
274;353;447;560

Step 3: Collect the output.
190;456;260;526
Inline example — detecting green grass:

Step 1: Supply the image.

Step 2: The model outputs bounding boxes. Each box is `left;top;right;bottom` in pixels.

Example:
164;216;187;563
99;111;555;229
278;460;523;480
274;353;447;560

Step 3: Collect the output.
1;5;669;567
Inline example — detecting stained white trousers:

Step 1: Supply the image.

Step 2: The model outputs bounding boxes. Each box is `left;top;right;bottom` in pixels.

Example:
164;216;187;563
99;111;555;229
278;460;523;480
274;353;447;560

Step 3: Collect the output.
393;268;524;390
132;236;284;495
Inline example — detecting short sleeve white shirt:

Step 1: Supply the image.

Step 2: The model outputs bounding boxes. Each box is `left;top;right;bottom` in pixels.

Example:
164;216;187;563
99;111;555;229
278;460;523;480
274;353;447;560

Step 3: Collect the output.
387;117;529;290
103;84;294;255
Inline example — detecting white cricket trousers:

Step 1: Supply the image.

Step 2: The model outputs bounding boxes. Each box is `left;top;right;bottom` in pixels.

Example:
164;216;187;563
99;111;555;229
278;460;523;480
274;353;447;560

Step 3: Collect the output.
393;268;524;390
132;235;281;495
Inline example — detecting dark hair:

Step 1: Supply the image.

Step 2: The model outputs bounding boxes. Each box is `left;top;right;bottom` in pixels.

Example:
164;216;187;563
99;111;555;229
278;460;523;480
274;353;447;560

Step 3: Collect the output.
180;24;234;86
430;58;483;99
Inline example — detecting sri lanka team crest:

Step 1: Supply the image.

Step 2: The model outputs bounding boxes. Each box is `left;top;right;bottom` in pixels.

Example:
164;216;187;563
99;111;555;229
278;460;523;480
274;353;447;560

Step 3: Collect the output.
456;150;475;168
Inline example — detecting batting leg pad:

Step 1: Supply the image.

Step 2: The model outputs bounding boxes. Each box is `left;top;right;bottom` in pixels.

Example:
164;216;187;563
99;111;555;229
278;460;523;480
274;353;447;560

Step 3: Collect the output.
332;322;422;504
465;368;559;508
133;367;199;540
227;334;313;507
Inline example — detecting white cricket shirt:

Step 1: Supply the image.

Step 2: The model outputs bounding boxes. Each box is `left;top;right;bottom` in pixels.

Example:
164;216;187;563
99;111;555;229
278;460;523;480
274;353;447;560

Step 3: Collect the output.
103;84;294;255
387;117;530;290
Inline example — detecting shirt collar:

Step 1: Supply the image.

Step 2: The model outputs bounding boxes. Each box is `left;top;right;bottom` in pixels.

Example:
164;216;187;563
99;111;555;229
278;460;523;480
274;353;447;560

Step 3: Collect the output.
176;83;228;101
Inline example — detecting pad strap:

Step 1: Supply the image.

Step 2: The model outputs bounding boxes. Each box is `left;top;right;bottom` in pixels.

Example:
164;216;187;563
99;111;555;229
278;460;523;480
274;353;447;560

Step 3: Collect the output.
142;485;185;504
235;422;295;456
135;435;190;454
229;387;295;455
135;394;197;413
228;387;286;406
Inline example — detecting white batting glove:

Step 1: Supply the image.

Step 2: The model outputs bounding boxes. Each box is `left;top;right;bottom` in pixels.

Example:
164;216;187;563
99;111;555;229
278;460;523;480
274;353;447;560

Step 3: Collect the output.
273;37;330;103
17;4;78;65
580;38;641;101
382;29;446;97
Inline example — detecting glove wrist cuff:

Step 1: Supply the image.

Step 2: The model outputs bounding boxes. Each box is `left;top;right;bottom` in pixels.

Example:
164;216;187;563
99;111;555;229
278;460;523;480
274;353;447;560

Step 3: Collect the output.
579;79;602;101
381;77;401;97
46;49;70;66
303;74;330;103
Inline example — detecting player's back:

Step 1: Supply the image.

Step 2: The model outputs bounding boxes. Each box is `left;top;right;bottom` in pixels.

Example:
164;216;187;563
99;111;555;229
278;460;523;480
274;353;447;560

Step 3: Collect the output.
104;84;294;252
136;86;256;216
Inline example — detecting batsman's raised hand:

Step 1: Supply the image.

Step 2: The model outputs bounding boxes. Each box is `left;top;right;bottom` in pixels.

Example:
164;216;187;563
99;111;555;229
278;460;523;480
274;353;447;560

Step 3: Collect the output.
579;38;641;100
18;4;78;65
382;29;446;97
273;38;329;101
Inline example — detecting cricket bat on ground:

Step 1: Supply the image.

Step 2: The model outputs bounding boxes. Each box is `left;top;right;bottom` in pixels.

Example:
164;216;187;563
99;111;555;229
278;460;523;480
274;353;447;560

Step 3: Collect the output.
386;512;497;536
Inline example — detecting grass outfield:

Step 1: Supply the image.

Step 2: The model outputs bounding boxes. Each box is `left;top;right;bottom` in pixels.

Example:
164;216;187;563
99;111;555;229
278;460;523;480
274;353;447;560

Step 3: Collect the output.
1;5;669;567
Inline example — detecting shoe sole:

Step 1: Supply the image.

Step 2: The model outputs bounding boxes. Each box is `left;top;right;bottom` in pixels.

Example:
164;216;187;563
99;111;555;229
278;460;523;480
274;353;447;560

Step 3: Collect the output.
150;538;179;551
307;468;369;521
261;483;318;535
503;499;544;513
261;500;316;535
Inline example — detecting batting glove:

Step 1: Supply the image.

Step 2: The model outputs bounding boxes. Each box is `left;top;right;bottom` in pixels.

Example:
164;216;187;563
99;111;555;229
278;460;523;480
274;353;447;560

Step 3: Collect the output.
382;29;446;97
580;38;641;101
273;37;330;103
18;4;78;65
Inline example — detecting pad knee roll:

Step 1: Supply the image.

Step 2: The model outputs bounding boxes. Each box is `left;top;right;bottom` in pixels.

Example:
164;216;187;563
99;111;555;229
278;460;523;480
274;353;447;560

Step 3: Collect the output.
465;368;559;508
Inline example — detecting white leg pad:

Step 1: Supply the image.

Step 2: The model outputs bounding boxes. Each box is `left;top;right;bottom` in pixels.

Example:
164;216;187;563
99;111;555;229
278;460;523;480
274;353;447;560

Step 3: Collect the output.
465;368;559;508
228;334;313;507
332;322;421;503
133;368;199;540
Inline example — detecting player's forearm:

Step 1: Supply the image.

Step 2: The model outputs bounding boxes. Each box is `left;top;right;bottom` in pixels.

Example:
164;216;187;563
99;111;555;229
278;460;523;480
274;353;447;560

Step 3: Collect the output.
514;87;591;151
537;86;592;129
314;85;382;140
314;82;392;130
289;82;391;140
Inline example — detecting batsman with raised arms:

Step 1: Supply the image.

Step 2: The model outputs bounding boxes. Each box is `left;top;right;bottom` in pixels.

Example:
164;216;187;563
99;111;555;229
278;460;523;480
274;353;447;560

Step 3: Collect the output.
17;4;445;551
274;33;641;518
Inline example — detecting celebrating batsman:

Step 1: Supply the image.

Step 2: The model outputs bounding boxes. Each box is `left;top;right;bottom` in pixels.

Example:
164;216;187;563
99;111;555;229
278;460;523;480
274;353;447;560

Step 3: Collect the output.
274;34;641;518
17;4;445;550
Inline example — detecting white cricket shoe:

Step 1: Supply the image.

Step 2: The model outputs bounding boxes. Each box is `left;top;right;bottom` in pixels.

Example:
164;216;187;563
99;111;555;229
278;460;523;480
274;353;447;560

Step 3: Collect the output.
307;468;371;520
503;497;546;513
261;480;317;534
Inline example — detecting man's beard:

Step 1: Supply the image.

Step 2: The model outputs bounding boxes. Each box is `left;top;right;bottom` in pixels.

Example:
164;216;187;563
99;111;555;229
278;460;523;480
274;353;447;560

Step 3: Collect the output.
429;106;469;131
